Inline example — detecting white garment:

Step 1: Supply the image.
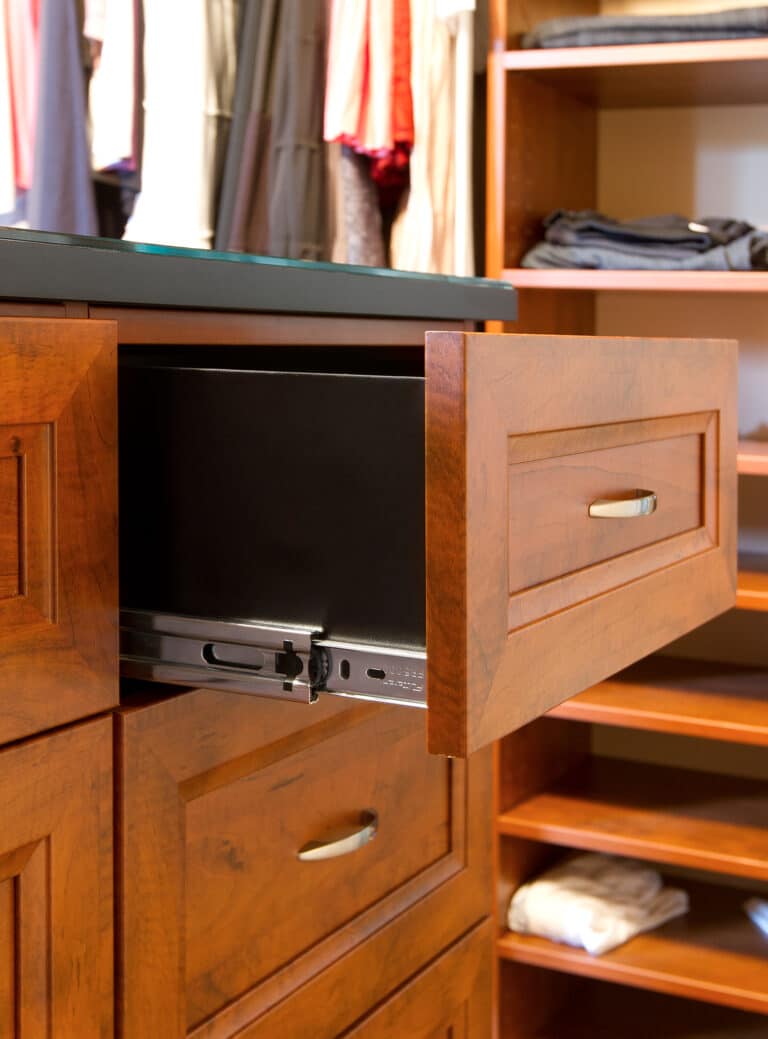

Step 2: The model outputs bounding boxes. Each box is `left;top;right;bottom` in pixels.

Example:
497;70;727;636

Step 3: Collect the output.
745;897;768;937
0;2;16;214
88;0;137;171
389;0;453;274
508;853;689;956
124;0;238;249
390;0;475;276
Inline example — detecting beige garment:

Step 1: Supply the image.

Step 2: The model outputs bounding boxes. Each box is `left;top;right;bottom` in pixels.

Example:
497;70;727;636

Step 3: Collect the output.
390;0;453;274
0;2;16;214
124;0;238;249
390;0;475;276
323;0;368;145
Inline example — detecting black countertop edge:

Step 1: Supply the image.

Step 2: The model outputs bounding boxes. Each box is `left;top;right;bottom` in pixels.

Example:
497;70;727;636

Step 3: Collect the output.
0;229;517;321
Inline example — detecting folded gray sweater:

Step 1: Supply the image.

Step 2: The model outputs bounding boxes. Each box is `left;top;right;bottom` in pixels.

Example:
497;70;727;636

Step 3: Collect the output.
521;209;768;271
522;6;768;49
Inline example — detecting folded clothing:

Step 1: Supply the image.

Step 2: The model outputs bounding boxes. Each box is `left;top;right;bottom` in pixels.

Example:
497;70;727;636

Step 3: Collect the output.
522;6;768;49
507;852;689;956
521;208;768;271
745;896;768;937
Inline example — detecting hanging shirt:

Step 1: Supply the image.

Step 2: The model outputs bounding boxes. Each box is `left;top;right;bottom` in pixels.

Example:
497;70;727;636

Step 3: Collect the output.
5;0;40;192
0;2;16;214
87;0;139;172
125;0;238;249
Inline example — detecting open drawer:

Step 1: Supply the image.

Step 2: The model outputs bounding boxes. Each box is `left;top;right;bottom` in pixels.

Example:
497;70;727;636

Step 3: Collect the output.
119;331;736;757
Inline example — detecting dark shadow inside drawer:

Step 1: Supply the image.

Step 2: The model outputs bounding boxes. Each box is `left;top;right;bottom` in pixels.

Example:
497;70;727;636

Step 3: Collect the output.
119;347;425;648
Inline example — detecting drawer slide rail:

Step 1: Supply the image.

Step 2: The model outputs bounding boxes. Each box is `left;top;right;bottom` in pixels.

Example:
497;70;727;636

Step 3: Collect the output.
120;611;427;709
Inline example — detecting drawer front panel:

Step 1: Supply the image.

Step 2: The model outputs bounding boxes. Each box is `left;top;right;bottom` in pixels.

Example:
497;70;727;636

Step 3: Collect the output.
232;920;493;1039
508;416;705;595
0;718;113;1038
119;691;491;1039
426;332;737;756
184;707;452;1027
0;318;118;743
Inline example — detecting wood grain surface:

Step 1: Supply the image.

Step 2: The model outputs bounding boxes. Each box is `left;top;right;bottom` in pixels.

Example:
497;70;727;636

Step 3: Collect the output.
0;318;118;743
0;718;113;1038
425;330;737;756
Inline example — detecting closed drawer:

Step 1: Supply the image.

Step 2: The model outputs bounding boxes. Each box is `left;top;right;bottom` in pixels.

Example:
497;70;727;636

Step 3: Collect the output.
0;318;118;743
118;690;491;1039
119;331;736;758
238;920;493;1039
0;717;113;1038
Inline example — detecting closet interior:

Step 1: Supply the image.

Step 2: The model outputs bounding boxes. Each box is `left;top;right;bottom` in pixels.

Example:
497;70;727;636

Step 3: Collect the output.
488;0;768;1034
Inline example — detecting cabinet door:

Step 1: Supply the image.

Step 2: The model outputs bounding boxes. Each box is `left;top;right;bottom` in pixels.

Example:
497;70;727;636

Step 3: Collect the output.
426;331;737;755
0;318;118;742
118;691;491;1039
0;717;113;1038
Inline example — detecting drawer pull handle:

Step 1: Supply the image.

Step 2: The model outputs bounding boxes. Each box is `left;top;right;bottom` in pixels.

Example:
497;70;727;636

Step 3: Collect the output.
588;490;657;519
297;810;378;862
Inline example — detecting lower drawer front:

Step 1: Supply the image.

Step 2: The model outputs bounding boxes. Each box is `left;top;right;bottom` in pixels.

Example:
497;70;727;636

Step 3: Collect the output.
119;690;491;1039
238;920;493;1039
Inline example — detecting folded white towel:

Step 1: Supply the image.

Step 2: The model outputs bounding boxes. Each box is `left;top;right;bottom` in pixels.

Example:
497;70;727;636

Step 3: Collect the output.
507;852;689;956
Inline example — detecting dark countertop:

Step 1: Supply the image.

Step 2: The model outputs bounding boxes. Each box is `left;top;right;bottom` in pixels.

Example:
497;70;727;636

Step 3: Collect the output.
0;229;517;321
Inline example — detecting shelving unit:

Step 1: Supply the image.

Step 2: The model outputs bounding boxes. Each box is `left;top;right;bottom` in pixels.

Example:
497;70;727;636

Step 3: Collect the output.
549;657;768;744
499;878;768;1014
489;2;768;1035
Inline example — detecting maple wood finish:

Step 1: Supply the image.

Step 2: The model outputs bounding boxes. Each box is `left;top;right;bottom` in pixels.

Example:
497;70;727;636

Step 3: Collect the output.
340;922;492;1039
549;656;768;745
736;558;768;611
738;440;768;476
425;330;736;756
499;877;768;1015
118;690;492;1038
0;318;118;744
0;717;113;1037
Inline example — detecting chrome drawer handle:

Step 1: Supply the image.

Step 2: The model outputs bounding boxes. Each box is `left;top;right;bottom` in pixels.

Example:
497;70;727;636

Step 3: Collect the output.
297;810;378;862
588;490;658;519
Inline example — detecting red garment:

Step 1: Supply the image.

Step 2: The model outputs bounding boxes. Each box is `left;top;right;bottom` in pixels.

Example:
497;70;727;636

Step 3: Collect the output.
5;0;40;190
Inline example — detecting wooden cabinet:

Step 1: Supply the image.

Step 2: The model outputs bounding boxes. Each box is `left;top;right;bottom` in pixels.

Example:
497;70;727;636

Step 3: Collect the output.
0;716;113;1038
0;318;118;744
118;689;492;1038
487;2;768;1035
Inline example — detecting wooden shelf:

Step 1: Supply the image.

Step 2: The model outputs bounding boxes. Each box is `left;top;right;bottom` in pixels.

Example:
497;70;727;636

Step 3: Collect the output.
502;38;768;108
530;984;768;1037
498;879;768;1014
503;269;768;293
498;757;768;881
739;441;768;476
548;657;768;746
737;555;768;612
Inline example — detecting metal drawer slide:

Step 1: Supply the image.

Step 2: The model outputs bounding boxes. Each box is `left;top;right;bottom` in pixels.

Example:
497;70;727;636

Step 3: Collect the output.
120;611;427;709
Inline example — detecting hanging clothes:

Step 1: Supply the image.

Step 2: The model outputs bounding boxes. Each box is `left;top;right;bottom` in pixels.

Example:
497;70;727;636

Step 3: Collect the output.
0;3;16;215
389;0;475;276
5;0;39;195
27;0;97;235
125;0;238;249
215;0;279;252
216;0;327;260
264;0;327;259
86;0;140;173
327;143;386;267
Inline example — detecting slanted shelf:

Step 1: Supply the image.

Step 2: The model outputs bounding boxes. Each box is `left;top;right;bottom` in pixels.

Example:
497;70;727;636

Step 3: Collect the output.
739;440;768;476
548;657;768;746
737;555;768;612
498;755;768;881
498;877;768;1015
